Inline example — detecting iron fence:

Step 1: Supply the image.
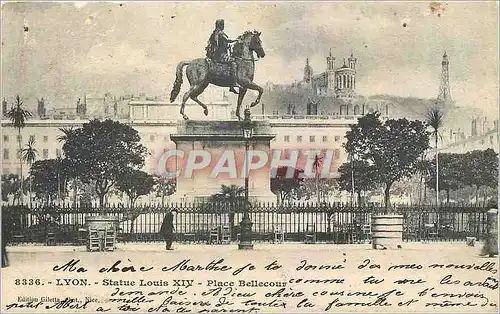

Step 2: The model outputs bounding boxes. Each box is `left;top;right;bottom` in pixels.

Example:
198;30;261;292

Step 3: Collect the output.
2;202;490;245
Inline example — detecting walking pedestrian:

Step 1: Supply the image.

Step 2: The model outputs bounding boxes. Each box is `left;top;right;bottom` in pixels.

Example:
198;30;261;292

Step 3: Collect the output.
159;211;175;250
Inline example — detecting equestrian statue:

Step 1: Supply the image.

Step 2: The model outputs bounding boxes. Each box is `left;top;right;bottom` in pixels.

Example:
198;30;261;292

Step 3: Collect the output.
170;19;266;120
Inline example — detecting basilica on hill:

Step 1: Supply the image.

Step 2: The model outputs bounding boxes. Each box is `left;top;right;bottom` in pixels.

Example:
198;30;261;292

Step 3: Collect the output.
300;49;358;99
262;49;390;118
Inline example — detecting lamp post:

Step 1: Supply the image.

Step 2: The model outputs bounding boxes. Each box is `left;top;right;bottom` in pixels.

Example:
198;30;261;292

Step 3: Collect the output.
239;108;254;250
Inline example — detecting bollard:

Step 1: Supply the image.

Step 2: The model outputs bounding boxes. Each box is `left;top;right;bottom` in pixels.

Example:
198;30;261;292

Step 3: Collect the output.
481;208;498;257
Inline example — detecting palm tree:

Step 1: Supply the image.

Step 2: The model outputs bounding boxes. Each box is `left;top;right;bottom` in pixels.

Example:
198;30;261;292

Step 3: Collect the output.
57;127;76;205
312;154;323;204
5;95;32;205
426;107;444;206
209;184;245;241
212;184;245;203
57;126;76;143
21;137;38;206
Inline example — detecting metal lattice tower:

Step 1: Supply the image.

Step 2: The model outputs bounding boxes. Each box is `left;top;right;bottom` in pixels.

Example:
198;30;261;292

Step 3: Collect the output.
437;51;453;104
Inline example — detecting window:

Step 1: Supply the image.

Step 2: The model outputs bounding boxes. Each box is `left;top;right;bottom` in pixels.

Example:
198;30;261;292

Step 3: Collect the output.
56;149;61;158
284;135;290;142
3;149;8;160
3;135;8;142
490;136;494;144
16;149;21;159
334;136;340;142
150;135;156;142
29;135;35;142
309;136;315;143
43;149;48;159
334;149;340;159
43;136;48;142
17;135;22;142
322;136;328;143
297;136;302;143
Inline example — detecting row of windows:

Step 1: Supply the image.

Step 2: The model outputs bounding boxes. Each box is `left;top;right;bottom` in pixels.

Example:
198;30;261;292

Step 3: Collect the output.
146;135;170;142
280;148;342;159
3;148;60;160
3;134;173;143
283;135;342;143
3;133;348;145
3;135;49;143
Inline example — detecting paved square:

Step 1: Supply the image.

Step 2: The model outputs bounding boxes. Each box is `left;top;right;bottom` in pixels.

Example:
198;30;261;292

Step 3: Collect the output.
1;242;498;313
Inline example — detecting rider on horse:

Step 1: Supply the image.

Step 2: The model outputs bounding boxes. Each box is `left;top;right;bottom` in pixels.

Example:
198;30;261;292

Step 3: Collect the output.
206;19;239;94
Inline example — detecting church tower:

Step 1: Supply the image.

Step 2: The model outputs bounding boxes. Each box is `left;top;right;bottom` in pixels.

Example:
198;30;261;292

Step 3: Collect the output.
348;51;357;70
326;49;336;94
327;49;335;70
303;58;313;83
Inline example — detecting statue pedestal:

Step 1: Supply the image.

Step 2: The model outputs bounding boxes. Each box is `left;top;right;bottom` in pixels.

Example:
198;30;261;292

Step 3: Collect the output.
168;120;276;203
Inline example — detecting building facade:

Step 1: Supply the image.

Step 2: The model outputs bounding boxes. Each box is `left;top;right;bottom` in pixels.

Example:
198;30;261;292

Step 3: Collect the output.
1;95;356;204
439;117;499;154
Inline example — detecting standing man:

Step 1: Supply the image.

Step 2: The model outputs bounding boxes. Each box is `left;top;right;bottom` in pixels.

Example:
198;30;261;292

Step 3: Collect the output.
206;19;239;94
160;211;175;250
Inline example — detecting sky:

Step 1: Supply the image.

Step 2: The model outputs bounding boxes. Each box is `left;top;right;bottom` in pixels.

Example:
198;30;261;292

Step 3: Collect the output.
1;2;498;115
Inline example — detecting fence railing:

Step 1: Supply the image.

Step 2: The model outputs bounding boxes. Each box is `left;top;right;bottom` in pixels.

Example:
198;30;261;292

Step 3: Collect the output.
2;202;490;245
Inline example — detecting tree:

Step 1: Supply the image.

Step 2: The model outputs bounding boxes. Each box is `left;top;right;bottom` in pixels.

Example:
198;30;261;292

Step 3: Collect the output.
202;184;246;212
295;178;338;203
1;174;21;205
416;157;432;205
338;160;378;205
345;113;429;209
62;119;148;208
270;166;304;204
21;137;38;206
116;170;155;208
462;149;498;204
5;95;32;205
210;184;245;202
79;181;98;207
154;176;177;206
425;153;464;204
29;159;69;206
57;126;76;143
116;170;155;233
312;154;322;204
426;107;445;205
57;127;78;205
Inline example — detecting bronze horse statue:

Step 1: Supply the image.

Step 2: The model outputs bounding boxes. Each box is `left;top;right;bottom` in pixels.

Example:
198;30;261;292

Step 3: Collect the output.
170;31;265;120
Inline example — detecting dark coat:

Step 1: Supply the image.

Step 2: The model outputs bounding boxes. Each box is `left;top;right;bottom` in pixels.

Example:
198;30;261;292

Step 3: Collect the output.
159;213;174;240
206;28;230;61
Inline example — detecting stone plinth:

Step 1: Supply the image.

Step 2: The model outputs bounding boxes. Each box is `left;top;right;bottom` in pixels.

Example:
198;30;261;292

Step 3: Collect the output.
169;120;276;203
